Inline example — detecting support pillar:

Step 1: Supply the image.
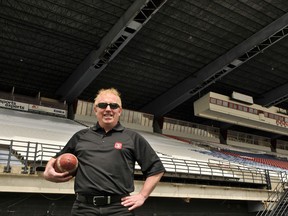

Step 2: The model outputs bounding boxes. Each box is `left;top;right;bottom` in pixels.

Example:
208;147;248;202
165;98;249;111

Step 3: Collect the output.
153;116;164;134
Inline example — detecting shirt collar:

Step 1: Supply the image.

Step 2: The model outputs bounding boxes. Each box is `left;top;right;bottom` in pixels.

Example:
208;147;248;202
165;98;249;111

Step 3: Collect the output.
92;122;124;132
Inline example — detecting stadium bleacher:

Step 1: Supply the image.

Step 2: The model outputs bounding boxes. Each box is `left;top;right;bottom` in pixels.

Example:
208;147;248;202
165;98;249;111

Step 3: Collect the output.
0;107;86;144
1;106;288;216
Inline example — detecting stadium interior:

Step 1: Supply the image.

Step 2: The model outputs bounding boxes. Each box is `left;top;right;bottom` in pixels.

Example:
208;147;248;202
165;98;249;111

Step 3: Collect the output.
1;0;288;216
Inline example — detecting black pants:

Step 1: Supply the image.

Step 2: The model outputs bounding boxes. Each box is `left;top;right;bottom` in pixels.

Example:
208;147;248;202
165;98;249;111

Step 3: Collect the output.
71;200;135;216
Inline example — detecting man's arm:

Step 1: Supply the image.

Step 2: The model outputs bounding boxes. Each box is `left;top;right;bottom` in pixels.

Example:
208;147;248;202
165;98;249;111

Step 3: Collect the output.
121;171;164;211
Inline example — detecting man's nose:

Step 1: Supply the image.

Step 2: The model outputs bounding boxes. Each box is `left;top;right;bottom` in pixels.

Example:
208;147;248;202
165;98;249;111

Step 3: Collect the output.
106;105;112;110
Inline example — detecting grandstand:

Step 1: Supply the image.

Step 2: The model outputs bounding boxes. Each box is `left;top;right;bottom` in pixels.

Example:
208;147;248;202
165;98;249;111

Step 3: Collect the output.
1;1;288;215
1;96;288;215
0;0;288;216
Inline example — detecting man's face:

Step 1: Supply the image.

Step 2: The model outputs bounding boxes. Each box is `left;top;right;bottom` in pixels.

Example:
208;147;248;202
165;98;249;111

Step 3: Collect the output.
94;92;122;130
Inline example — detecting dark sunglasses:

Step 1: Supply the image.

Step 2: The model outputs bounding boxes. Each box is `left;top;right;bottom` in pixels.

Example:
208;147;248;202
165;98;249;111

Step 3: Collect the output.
96;103;120;109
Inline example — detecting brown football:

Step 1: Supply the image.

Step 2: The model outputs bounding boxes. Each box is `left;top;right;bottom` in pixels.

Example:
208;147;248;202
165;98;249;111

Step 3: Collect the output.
54;153;78;174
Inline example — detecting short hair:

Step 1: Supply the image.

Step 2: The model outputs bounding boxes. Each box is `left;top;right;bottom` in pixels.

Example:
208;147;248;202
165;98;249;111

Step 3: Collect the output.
94;87;122;106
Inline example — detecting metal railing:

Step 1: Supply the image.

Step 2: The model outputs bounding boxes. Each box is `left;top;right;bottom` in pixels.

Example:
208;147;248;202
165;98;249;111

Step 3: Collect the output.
1;137;286;190
157;154;270;186
0;138;62;174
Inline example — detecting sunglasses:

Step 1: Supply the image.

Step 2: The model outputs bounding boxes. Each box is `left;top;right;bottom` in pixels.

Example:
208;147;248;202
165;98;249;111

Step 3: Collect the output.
96;103;120;109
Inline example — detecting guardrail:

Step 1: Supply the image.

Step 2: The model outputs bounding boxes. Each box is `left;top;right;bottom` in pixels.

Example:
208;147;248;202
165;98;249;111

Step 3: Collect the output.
1;138;286;190
154;153;270;187
0;138;62;174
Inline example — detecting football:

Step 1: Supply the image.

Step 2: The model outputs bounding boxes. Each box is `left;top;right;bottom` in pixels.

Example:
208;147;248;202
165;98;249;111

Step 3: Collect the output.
54;153;78;174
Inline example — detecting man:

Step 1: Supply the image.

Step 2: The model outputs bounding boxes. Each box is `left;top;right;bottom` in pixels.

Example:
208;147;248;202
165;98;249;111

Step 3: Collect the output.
43;88;165;216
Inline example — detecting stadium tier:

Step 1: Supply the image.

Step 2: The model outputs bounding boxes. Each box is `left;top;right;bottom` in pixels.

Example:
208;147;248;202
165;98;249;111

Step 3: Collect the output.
1;107;288;216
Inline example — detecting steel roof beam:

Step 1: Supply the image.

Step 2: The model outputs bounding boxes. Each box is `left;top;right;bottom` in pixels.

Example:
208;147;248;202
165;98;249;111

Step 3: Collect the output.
141;12;288;117
255;83;288;107
57;0;167;103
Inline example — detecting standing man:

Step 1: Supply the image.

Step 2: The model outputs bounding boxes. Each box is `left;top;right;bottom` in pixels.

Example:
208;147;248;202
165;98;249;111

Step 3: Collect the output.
43;88;165;216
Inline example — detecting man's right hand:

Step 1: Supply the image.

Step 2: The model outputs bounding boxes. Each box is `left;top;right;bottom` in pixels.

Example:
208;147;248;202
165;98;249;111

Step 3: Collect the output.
43;158;74;183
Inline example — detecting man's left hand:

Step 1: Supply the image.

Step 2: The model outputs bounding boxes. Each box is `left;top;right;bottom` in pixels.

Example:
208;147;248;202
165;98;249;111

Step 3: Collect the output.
121;193;147;211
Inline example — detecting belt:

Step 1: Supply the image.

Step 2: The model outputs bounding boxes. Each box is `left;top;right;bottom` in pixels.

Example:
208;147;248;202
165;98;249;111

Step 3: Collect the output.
76;194;127;206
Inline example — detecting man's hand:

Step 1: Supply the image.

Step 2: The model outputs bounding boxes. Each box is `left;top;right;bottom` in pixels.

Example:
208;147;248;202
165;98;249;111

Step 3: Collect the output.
121;172;164;210
121;193;147;211
43;158;74;183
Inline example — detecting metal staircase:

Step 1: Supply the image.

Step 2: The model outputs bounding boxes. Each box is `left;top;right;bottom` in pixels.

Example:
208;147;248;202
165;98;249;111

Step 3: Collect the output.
257;172;288;216
271;189;288;215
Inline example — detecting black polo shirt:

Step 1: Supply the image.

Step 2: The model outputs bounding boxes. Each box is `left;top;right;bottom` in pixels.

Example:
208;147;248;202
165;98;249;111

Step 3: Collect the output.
55;122;165;195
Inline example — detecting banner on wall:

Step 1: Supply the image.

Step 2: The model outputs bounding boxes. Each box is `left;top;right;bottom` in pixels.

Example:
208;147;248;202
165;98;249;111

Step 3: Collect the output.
0;99;28;111
28;104;67;117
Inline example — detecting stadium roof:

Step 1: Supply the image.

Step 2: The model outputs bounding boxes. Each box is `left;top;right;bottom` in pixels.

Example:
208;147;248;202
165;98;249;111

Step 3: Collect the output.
1;0;288;138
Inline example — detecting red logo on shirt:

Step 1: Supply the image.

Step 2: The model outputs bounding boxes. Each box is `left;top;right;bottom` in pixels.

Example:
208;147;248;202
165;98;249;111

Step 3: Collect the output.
114;142;123;150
